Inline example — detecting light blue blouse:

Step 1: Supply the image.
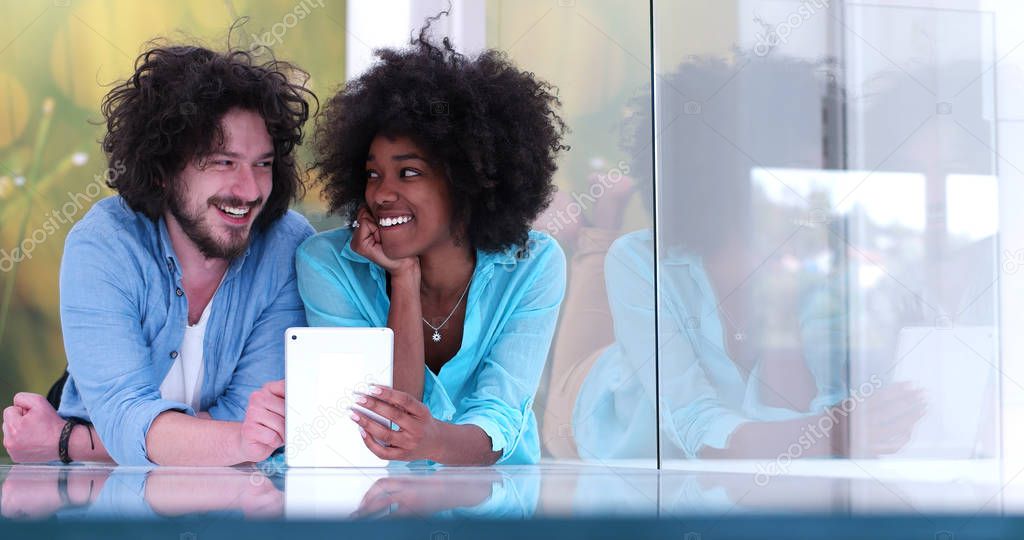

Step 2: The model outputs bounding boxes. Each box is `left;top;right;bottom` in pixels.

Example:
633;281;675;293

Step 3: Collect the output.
295;228;566;465
573;229;846;459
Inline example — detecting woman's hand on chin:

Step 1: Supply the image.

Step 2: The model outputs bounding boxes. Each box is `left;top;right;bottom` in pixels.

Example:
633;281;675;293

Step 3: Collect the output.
351;206;420;277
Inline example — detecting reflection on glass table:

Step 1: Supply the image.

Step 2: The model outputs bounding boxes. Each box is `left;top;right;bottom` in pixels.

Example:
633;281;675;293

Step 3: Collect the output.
1;461;1018;522
285;467;537;519
0;464;539;521
1;465;109;520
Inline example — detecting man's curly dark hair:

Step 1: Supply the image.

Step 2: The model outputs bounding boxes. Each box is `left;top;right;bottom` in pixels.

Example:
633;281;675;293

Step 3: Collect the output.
312;28;568;253
100;41;315;231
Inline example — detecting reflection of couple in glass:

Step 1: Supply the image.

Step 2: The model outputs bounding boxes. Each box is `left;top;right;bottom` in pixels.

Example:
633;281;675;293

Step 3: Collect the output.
542;55;956;460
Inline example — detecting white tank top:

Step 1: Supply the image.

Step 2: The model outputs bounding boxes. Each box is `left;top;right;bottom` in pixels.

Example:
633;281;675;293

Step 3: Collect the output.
159;300;212;412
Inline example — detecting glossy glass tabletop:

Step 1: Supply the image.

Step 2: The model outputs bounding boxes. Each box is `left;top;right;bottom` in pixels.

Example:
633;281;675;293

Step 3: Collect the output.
1;458;1019;522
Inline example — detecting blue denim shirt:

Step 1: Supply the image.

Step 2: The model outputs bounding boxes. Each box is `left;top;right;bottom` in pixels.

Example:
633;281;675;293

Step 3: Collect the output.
295;227;566;464
57;196;314;465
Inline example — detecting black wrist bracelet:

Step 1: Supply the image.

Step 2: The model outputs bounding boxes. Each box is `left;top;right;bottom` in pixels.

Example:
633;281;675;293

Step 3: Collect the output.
58;417;88;464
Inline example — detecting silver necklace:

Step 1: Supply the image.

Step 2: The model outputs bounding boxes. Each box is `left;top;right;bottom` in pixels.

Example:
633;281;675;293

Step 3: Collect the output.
422;279;472;343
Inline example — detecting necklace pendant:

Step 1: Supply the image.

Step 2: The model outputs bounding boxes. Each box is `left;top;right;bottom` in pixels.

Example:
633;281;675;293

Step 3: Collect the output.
432;330;442;342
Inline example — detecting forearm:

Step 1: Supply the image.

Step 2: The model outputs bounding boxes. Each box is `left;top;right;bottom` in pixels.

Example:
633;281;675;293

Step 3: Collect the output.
69;424;114;463
431;422;502;466
699;413;840;459
388;267;425;400
145;411;245;466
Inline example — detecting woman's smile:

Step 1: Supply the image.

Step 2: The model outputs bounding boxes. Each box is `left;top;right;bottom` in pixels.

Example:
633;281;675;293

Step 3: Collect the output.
377;214;415;229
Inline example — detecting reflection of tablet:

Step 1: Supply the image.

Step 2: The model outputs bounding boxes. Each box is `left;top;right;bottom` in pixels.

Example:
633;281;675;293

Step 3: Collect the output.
890;326;997;458
285;469;389;519
285;327;393;467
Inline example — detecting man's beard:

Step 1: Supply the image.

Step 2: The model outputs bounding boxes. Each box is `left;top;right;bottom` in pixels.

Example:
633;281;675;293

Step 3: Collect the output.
168;186;261;261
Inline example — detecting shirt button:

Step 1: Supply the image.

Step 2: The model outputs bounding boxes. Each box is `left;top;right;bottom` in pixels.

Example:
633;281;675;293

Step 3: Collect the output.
175;288;184;297
170;351;179;359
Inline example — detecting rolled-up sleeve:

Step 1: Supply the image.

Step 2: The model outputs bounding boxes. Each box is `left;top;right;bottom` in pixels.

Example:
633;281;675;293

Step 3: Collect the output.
452;241;566;464
603;238;747;459
799;279;848;412
59;226;192;465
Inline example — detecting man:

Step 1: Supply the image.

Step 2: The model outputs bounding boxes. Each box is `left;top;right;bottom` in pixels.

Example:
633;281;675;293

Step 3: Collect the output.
1;43;315;465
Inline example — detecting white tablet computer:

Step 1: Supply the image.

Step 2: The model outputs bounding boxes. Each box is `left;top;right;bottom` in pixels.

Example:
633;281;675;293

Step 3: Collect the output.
285;327;394;467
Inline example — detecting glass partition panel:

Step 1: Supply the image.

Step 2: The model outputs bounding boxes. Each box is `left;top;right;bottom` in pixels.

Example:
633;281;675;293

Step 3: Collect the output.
484;0;659;466
653;0;999;467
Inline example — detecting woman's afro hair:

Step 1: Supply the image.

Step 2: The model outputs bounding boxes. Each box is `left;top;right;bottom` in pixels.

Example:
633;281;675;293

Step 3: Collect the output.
313;22;569;252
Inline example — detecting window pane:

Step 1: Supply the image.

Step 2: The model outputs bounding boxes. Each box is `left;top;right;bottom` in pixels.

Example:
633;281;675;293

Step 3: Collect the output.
652;0;998;466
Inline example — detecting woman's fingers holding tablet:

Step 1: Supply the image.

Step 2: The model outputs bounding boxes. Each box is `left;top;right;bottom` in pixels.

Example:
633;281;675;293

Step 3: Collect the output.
367;385;431;419
354;416;404;460
354;393;408;429
353;411;404;447
351;386;442;461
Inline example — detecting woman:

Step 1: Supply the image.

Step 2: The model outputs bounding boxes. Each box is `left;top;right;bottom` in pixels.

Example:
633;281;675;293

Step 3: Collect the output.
291;32;567;465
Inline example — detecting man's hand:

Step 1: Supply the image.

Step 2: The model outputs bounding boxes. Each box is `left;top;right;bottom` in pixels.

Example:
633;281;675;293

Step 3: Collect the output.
2;393;65;463
351;385;442;462
238;380;286;463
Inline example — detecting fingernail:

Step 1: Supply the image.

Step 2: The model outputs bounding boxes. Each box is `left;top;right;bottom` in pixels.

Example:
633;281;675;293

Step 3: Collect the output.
350;411;360;422
358;427;367;437
355;395;367;405
370;386;383;395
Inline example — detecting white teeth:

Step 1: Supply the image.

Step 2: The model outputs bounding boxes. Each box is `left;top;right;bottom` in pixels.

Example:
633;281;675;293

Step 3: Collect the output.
378;216;412;227
218;205;250;217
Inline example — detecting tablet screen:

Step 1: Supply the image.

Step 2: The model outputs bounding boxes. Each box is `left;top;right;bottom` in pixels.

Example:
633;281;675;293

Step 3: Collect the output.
286;327;394;467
